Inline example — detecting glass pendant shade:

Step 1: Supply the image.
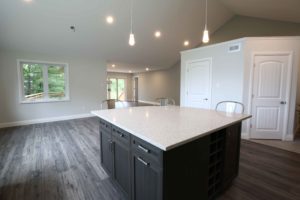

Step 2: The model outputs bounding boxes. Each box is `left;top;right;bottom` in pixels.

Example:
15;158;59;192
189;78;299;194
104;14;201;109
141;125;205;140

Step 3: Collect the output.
202;29;209;43
129;33;135;46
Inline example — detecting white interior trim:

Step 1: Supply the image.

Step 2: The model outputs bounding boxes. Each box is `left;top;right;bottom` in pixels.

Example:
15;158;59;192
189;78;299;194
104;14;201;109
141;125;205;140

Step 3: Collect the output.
17;59;70;104
180;36;300;55
0;113;93;129
241;132;250;139
284;134;294;141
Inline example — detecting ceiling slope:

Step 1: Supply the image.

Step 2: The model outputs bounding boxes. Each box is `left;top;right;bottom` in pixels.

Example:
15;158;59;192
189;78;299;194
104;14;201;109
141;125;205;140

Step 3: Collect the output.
220;0;300;23
0;0;233;70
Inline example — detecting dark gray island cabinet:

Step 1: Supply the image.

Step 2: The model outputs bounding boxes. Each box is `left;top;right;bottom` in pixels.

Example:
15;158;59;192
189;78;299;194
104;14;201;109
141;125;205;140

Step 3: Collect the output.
93;106;250;200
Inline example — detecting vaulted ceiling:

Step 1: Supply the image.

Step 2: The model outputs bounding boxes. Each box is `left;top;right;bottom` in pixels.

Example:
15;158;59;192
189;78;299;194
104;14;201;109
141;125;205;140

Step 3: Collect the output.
0;0;300;73
220;0;300;23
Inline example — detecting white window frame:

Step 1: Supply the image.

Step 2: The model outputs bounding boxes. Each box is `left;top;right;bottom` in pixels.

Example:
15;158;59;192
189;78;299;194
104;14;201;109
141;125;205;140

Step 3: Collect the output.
17;59;70;104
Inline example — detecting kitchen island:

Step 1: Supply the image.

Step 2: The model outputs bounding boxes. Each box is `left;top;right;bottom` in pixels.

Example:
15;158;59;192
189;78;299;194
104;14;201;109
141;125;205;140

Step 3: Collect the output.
92;106;250;200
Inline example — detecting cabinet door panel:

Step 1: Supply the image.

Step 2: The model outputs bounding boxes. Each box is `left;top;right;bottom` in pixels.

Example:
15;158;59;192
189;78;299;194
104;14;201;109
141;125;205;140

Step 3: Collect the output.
132;154;162;200
114;141;130;195
100;130;113;175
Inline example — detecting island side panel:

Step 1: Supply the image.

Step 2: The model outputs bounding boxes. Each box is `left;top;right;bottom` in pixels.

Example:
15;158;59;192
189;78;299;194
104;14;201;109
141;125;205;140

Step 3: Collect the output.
222;122;242;190
163;122;242;200
163;133;211;200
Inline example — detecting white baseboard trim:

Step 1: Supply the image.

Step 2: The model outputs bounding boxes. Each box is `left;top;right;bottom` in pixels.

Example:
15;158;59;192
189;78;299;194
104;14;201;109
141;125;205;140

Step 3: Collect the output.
0;113;94;129
283;134;294;141
241;132;249;140
138;100;160;105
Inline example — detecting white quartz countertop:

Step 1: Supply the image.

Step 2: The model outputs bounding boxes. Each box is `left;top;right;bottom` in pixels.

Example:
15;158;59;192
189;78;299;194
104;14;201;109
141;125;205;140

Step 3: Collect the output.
91;106;251;151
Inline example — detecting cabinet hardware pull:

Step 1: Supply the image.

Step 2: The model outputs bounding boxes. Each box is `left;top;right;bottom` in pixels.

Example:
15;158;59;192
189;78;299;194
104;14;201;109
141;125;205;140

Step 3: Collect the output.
138;145;149;153
109;140;114;152
137;157;149;166
116;131;124;137
108;140;111;151
111;141;114;152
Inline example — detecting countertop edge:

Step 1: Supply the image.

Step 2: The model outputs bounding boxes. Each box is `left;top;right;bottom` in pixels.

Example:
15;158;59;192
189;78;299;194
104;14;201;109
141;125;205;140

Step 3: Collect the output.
91;110;251;151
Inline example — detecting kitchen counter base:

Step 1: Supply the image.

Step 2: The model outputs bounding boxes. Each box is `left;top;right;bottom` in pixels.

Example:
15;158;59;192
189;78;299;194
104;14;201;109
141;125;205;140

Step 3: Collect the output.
99;118;241;200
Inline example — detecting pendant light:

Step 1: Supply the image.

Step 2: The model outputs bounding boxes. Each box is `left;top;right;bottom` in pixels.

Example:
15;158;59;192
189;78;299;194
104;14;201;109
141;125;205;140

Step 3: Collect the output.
202;0;209;43
129;0;135;46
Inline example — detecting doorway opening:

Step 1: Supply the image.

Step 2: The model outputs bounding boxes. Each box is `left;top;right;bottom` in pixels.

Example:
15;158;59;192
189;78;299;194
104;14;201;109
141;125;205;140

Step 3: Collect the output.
107;78;126;101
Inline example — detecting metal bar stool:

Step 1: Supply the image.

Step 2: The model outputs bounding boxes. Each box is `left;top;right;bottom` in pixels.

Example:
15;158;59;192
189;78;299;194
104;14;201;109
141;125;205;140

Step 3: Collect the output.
215;101;245;114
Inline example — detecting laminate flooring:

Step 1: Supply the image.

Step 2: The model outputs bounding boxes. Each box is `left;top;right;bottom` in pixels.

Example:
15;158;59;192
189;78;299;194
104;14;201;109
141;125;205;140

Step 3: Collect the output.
0;117;126;200
0;117;299;200
250;137;300;154
219;140;300;200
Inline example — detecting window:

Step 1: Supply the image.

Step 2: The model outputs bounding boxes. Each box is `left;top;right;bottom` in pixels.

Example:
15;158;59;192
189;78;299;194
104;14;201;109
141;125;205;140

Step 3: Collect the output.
18;60;69;103
107;78;126;101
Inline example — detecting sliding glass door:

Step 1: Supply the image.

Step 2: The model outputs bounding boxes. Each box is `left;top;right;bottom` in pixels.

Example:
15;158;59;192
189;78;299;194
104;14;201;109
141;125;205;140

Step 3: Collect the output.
107;78;126;101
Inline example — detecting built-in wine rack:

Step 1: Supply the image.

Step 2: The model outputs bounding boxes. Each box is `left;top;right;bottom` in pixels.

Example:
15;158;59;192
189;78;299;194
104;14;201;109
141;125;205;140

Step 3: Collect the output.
208;130;225;199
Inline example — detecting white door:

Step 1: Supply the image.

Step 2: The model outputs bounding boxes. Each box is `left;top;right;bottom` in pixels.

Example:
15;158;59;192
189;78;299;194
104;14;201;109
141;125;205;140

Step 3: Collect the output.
185;59;212;109
250;54;291;139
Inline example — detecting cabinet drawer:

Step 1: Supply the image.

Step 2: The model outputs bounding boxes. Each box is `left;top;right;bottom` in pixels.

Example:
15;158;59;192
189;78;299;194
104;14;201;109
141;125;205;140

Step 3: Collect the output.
112;126;130;144
100;119;111;133
131;136;163;166
132;151;163;200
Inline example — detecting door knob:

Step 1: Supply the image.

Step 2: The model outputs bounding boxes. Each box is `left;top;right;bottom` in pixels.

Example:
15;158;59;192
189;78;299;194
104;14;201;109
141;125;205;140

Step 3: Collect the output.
280;101;287;105
203;98;208;101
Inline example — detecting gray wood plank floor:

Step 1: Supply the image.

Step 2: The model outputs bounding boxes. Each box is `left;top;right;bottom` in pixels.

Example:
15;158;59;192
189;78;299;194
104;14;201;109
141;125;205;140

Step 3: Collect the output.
0;117;299;200
0;117;126;200
219;140;300;200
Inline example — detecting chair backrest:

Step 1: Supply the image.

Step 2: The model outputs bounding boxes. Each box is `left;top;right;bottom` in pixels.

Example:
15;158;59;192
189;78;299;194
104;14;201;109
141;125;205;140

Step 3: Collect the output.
156;98;176;106
101;99;120;109
215;101;245;114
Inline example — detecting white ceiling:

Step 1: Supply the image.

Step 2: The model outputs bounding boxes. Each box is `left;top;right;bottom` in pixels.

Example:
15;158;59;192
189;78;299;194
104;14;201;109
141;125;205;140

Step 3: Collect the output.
0;0;300;73
0;0;233;73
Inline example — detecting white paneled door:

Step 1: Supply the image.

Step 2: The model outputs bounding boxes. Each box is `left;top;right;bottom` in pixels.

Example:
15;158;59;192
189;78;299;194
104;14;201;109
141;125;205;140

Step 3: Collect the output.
250;54;291;139
185;58;212;109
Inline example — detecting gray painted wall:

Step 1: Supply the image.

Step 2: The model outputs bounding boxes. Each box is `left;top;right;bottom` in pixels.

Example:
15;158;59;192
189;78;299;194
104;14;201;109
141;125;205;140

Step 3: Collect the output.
0;50;107;124
136;15;300;106
134;64;180;105
209;15;300;45
180;39;245;108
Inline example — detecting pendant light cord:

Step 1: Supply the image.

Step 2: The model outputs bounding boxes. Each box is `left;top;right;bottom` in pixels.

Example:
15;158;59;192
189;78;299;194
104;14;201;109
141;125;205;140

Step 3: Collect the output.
130;0;133;34
205;0;208;29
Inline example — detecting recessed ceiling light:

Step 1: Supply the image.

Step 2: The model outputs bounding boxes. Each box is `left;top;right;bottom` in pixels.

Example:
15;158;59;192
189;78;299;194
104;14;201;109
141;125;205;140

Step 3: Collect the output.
184;40;190;46
129;70;132;73
106;16;114;24
24;0;33;3
154;31;161;38
146;68;149;71
112;64;116;68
